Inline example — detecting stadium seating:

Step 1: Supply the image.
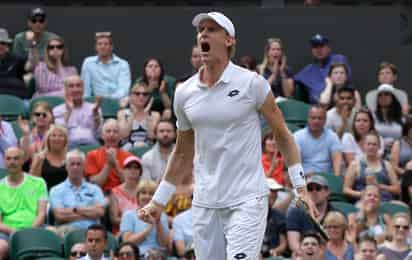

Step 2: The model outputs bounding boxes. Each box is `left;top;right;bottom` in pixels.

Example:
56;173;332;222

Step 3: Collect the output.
0;95;27;120
76;144;101;155
84;96;119;119
330;201;358;215
378;201;410;216
10;120;23;141
9;228;63;259
29;96;65;114
278;99;311;127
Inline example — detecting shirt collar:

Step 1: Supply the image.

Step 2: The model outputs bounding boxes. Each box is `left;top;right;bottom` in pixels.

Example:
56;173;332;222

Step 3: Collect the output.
94;54;120;64
196;61;234;88
65;178;86;190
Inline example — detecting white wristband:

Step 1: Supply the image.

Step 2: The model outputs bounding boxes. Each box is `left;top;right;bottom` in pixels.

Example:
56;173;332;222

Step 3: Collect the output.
288;163;306;189
152;180;176;206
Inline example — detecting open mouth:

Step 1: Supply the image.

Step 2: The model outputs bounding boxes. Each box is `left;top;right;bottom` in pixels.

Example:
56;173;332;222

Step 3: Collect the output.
201;42;210;52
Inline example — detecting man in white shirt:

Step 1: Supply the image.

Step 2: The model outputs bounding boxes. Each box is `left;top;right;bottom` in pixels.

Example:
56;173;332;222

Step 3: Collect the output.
139;12;316;260
79;224;109;260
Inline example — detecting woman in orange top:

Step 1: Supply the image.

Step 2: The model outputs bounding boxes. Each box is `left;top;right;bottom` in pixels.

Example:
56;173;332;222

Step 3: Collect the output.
262;131;285;185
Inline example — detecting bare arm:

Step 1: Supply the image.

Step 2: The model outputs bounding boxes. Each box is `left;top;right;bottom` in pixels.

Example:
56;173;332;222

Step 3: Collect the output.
332;151;343;177
53;208;85;223
343;161;362;199
175;240;186;257
109;194;122;227
76;204;105;219
31;200;47;228
117;109;133;140
162;129;195;186
29;153;45;177
260;92;300;167
270;233;288;256
282;78;295;98
390;140;404;175
287;231;301;256
89;163;112;187
0;214;14;234
343;152;355;167
123;227;153;245
155;220;169;248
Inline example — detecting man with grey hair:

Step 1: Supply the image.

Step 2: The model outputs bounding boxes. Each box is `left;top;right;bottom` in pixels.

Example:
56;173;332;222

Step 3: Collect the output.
53;75;103;149
85;119;133;193
49;149;105;237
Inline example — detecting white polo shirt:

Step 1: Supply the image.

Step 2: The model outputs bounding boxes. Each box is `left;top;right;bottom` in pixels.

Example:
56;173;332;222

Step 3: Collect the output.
174;62;270;208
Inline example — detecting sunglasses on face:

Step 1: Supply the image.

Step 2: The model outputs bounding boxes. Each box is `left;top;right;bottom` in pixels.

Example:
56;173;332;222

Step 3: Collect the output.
394;225;409;230
30;17;45;24
118;251;134;257
47;44;64;50
34;112;48;118
132;91;149;97
307;184;325;192
70;251;87;257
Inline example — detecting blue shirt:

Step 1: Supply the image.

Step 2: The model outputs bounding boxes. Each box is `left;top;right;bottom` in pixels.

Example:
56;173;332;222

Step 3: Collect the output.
0;120;17;168
325;243;354;260
49;179;105;229
172;208;193;246
120;209;169;255
294;54;352;104
294;127;342;174
81;54;131;99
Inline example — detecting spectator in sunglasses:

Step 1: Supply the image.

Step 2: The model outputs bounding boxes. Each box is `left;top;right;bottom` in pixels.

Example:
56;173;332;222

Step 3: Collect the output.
287;175;335;257
114;242;140;260
118;82;160;150
32;36;77;98
70;243;87;260
377;212;410;259
12;7;58;62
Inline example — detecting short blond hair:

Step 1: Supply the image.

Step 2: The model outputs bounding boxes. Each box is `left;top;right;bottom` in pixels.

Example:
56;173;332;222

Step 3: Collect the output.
136;179;157;199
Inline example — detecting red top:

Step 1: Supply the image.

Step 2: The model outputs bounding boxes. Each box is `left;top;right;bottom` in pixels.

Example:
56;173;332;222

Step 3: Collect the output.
262;153;285;185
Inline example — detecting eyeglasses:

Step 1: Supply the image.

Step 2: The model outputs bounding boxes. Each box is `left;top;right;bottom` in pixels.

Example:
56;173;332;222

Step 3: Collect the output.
34;112;48;118
307;184;325;192
132;91;149;97
118;251;134;257
47;44;64;50
394;225;409;230
70;251;87;258
325;225;342;229
30;17;45;24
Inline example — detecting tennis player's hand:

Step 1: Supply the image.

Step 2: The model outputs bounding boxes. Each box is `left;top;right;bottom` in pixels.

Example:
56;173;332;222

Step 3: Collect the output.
138;200;164;224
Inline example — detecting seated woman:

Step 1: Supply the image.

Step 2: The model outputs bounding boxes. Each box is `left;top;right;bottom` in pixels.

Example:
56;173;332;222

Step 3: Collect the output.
109;156;142;235
320;63;362;109
368;84;404;153
261;131;285;185
348;185;391;245
135;58;175;120
114;242;140;260
19;101;54;164
117;82;160;151
342;108;384;166
378;212;411;260
33;36;77;97
366;61;409;116
29;124;68;191
258;38;294;98
120;180;169;256
323;211;355;260
344;132;400;202
391;118;412;176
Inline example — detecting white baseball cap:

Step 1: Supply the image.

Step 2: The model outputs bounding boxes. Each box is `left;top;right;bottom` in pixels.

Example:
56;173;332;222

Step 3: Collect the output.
192;11;235;37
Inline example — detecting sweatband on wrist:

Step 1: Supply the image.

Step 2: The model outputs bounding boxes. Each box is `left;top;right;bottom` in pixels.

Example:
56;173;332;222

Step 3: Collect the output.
288;163;306;189
152;180;176;206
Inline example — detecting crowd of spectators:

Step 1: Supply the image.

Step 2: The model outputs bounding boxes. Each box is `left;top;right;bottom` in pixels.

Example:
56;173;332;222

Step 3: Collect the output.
0;6;410;260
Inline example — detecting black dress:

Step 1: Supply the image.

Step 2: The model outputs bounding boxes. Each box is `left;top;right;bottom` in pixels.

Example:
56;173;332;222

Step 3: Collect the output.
41;158;67;191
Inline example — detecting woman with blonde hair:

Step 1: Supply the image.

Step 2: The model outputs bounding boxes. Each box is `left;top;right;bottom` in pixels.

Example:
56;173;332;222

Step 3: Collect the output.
323;211;355;260
19;101;54;162
33;36;77;97
377;212;411;259
30;124;68;190
258;38;294;98
120;179;169;256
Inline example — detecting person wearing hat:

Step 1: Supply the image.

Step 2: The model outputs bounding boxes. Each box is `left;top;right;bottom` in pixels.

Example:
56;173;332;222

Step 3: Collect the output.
12;7;58;62
49;149;105;237
0;28;28;98
139;11;316;260
109;155;142;235
261;178;288;258
367;84;404;152
366;61;409;116
294;33;352;104
287;175;335;257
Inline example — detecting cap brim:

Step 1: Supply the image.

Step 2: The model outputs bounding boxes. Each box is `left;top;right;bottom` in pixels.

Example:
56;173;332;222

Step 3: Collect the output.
192;13;213;27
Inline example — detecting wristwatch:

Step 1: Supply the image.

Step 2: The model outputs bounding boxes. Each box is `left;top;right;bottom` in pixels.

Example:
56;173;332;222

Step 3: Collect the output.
73;207;77;213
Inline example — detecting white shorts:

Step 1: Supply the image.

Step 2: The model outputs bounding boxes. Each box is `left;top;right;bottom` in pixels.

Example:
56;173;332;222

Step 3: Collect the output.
192;196;268;260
